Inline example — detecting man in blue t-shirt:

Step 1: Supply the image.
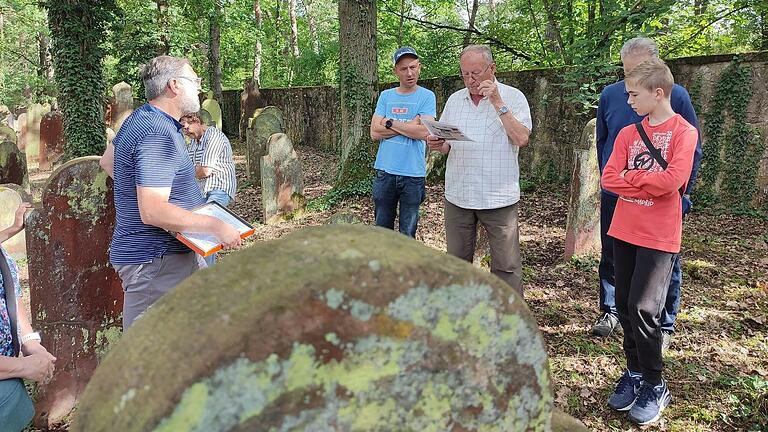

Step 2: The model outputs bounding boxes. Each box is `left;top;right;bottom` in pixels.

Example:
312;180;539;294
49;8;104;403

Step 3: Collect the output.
369;47;437;237
592;38;703;353
101;56;242;329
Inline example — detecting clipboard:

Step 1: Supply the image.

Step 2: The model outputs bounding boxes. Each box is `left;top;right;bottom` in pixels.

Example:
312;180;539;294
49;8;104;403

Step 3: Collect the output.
172;201;255;257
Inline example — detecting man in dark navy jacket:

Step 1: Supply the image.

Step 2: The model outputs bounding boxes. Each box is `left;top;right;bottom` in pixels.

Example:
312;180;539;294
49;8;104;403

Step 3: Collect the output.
592;37;703;353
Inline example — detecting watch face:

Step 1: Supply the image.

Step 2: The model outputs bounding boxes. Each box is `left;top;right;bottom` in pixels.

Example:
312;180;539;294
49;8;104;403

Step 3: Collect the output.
385;119;393;128
498;105;509;115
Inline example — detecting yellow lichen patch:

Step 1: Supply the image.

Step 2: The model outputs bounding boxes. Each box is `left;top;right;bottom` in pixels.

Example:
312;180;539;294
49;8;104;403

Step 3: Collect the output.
154;383;208;432
372;313;414;339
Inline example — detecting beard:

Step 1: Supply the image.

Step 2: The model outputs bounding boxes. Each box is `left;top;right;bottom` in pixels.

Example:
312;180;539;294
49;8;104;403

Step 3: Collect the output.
179;90;201;115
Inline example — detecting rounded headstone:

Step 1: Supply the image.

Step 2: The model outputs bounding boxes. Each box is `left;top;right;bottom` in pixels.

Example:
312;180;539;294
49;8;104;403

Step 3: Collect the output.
0;184;31;259
0;139;29;190
73;225;553;431
246;109;284;180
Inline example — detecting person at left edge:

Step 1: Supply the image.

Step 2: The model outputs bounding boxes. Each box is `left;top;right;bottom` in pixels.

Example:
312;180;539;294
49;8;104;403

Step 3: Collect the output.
100;56;243;329
369;46;436;238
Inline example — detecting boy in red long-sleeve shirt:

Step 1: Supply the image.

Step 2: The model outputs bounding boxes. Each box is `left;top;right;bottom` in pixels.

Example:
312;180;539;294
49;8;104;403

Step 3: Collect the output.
601;57;697;425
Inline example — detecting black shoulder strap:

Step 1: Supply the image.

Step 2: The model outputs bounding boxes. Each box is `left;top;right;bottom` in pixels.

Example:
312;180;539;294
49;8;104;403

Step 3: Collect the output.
635;122;668;170
0;249;20;356
634;122;684;196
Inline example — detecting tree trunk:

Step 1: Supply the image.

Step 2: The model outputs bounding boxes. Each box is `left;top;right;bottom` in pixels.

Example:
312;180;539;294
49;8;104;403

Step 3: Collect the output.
337;0;377;187
209;1;223;101
463;0;479;48
156;0;170;55
288;0;299;58
488;0;496;23
302;0;320;54
398;0;405;46
240;0;264;140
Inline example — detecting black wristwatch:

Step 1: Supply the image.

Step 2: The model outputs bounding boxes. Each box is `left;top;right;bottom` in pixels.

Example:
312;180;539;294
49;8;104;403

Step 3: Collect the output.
385;118;393;129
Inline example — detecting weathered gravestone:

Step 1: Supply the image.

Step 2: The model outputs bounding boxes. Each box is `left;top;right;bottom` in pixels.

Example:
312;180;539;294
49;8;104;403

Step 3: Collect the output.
111;81;134;131
261;133;305;224
72;224;587;431
26;157;123;429
326;211;362;225
16;112;27;151
24;103;46;165
199;109;215;127
39;110;65;170
0;123;16;145
202;91;223;130
564;119;601;260
0;139;30;191
246;106;285;181
0;184;32;259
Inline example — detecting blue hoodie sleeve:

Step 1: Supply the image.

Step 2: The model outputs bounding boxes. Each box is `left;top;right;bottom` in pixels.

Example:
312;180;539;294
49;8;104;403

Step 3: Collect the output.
671;86;702;195
596;90;609;173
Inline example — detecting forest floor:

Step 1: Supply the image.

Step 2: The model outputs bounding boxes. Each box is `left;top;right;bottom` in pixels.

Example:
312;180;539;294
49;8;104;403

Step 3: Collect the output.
24;141;768;431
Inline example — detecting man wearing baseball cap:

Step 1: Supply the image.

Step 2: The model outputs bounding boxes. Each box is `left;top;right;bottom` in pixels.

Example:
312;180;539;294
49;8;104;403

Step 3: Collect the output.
369;47;437;238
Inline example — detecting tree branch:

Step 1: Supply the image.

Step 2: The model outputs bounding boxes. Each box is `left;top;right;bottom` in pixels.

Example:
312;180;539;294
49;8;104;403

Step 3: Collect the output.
384;6;534;61
5;47;38;67
665;4;751;56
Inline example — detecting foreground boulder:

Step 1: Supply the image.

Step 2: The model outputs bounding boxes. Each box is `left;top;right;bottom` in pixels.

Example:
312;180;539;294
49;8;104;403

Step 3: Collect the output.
73;225;559;431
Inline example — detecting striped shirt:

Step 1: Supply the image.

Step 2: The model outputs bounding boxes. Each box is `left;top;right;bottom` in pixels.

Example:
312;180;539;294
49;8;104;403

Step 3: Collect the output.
440;81;532;210
110;103;205;265
188;126;237;200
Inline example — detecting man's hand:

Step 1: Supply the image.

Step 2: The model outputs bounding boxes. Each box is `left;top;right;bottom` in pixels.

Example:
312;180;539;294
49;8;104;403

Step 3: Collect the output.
478;80;502;106
20;352;56;383
12;202;31;231
195;164;212;179
426;136;449;154
214;222;243;250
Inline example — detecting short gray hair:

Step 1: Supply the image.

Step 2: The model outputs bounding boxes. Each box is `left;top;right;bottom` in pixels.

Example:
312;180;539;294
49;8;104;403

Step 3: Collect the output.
620;37;659;60
461;44;494;64
139;56;191;100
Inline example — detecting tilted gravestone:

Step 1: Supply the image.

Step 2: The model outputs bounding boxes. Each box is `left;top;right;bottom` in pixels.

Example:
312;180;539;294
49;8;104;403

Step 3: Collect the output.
39;110;65;171
564;118;600;260
202;91;223;130
246;106;284;181
199;109;214;127
72;224;576;431
0;184;32;259
26;157;124;429
261;133;305;224
0;139;30;191
111;81;134;132
24;103;46;165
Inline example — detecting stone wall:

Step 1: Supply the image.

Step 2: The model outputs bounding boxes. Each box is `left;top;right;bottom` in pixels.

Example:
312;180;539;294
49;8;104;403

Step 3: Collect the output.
221;52;768;205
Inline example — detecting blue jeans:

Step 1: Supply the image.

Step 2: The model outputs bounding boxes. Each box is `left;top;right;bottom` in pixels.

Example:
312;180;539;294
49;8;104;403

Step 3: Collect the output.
372;170;425;238
0;378;34;431
598;191;683;332
204;190;232;266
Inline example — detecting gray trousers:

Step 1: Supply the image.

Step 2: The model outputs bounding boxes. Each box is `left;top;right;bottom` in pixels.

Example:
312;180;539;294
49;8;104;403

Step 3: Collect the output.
0;378;34;431
444;199;523;295
114;252;205;329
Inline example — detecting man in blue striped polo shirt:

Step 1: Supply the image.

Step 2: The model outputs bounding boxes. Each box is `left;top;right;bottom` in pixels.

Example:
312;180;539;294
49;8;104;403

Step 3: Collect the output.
104;56;242;329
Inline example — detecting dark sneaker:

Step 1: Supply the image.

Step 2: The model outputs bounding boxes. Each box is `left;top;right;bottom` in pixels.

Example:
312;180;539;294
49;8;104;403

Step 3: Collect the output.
661;331;672;355
608;370;642;411
592;313;619;337
629;380;672;425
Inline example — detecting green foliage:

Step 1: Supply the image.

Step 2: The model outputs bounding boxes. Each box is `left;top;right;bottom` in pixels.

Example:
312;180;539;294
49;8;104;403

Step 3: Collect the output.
45;0;116;158
307;176;372;212
721;374;768;431
695;57;763;212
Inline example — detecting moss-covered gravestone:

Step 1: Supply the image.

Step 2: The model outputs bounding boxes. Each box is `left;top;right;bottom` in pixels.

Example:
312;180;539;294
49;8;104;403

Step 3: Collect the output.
261;133;305;224
0;139;29;191
26;157;124;429
73;225;560;431
0;184;31;259
202;91;223;130
246;106;285;181
16;112;27;151
564;119;600;260
0;123;15;144
39;110;65;171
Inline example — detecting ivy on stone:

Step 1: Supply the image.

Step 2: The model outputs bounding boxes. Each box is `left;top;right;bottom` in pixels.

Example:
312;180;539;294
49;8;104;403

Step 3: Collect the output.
45;0;117;159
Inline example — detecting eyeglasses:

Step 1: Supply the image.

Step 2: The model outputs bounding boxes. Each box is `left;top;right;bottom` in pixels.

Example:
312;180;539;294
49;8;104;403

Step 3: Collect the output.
460;64;492;80
176;76;202;88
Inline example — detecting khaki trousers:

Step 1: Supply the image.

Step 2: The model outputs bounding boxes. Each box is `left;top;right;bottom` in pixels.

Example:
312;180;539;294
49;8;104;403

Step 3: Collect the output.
444;199;523;295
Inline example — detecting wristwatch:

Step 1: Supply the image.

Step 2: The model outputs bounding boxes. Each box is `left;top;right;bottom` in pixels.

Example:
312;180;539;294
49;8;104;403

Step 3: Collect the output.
20;332;41;345
497;105;510;116
385;118;394;129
